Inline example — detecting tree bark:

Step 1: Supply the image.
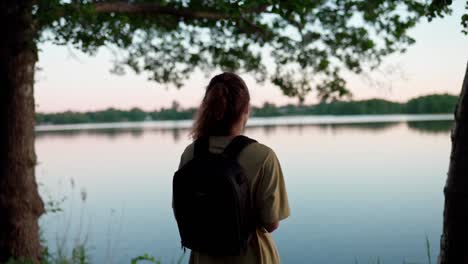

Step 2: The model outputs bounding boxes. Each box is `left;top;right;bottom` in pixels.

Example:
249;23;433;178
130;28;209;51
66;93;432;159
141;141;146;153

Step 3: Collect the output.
438;61;468;263
0;0;45;262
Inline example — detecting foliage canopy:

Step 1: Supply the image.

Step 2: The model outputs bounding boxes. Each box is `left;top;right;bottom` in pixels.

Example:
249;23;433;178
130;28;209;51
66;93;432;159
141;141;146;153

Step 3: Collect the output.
34;0;466;101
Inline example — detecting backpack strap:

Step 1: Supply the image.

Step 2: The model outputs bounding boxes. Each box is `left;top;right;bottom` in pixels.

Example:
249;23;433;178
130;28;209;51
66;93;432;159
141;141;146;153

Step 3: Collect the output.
194;137;210;156
223;135;257;159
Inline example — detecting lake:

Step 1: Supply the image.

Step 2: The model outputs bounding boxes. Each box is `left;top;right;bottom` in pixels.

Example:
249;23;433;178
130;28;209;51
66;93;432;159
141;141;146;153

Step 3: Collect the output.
36;115;453;263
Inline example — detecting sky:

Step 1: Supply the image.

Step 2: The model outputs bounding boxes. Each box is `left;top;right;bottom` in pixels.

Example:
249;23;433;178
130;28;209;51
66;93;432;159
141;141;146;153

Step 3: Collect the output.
35;2;468;113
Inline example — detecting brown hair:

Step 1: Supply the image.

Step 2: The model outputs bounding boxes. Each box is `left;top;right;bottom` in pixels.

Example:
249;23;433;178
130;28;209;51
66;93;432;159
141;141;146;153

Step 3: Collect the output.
191;72;250;139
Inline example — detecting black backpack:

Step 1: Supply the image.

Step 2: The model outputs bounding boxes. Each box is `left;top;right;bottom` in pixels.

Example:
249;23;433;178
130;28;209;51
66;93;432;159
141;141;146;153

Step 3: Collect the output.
172;135;257;256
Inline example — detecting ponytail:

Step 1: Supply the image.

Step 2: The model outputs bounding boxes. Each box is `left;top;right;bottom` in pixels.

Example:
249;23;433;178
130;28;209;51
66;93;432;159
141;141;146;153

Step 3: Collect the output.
191;72;250;139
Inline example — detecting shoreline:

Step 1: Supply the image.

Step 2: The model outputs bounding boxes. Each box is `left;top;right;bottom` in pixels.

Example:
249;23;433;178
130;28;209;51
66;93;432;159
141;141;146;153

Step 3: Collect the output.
35;114;453;132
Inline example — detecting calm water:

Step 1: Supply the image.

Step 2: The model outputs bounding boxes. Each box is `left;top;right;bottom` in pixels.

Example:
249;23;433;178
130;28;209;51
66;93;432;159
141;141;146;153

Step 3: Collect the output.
36;116;453;263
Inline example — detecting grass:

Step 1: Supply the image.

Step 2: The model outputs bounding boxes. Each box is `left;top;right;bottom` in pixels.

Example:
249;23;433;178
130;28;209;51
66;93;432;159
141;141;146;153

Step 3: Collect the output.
33;178;187;264
353;236;434;264
22;179;435;263
6;235;436;264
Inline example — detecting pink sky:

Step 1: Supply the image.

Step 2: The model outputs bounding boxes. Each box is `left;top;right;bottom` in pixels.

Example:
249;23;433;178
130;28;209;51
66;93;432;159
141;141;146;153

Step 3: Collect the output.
35;2;468;113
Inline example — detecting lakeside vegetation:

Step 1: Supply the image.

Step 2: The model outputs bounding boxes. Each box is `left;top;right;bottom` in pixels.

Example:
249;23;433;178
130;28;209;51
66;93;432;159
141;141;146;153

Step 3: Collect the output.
36;94;457;125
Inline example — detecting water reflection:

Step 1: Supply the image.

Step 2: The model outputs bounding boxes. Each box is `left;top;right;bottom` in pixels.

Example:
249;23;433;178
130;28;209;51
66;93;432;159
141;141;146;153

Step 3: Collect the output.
36;120;453;142
35;127;188;142
407;120;454;134
318;122;400;132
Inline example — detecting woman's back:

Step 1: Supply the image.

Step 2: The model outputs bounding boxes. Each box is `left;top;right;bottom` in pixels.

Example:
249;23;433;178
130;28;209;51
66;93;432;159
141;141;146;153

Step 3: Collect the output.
178;136;290;264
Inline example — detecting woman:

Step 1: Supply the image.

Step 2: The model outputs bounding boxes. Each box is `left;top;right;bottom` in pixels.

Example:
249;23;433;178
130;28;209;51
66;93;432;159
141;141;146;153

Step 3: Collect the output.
177;72;290;263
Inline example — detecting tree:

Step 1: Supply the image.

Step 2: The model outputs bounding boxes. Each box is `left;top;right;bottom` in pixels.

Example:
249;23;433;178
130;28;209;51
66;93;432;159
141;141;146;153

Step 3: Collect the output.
171;100;181;112
1;0;466;262
0;1;45;262
438;63;468;264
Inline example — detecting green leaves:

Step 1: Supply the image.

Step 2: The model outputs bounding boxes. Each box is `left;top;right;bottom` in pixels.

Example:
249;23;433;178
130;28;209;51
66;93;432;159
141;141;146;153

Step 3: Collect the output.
33;0;466;101
131;254;160;264
462;13;468;34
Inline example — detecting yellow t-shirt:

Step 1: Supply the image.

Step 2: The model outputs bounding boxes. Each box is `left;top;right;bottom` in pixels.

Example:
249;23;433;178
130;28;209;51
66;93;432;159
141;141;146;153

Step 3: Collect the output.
176;136;290;264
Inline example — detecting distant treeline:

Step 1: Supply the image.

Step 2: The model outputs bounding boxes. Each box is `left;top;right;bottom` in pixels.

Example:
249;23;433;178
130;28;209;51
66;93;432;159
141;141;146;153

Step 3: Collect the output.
36;94;458;125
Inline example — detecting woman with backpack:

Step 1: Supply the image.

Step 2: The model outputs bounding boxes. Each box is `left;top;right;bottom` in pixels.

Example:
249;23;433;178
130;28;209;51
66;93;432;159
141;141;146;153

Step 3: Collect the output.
173;72;290;264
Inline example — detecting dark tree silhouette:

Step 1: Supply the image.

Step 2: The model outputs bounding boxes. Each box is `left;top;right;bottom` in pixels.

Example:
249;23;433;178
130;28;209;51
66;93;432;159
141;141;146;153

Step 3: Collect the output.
439;62;468;264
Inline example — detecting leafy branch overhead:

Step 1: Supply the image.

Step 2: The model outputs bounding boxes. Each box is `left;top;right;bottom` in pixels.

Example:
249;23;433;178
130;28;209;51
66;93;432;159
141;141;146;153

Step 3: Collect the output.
35;0;465;102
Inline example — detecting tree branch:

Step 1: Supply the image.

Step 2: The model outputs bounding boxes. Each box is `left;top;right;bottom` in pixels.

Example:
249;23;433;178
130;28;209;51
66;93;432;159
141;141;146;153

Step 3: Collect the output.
91;1;272;38
92;2;271;21
93;2;229;20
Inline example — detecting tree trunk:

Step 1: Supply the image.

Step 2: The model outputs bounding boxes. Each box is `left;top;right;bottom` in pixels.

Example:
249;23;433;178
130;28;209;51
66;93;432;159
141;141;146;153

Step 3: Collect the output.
0;0;45;262
438;61;468;264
